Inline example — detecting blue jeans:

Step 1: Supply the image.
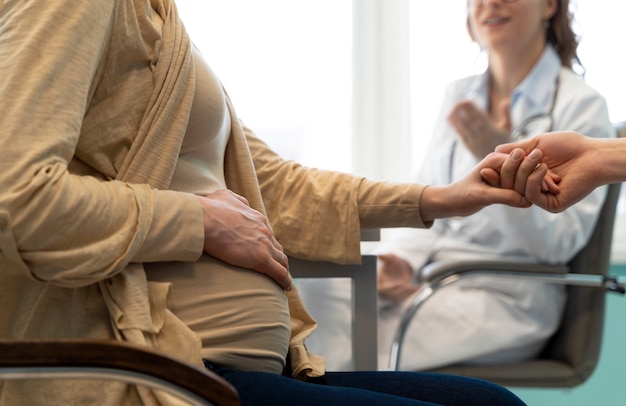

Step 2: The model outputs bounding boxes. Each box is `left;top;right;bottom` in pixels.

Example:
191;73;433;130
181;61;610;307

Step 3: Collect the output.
205;362;526;406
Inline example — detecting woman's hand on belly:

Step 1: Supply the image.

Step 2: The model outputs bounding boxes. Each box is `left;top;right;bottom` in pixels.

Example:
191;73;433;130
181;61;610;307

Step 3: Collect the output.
196;190;293;291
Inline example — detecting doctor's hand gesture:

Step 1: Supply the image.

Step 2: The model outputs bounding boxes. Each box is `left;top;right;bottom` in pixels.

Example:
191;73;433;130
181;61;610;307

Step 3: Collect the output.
448;99;511;159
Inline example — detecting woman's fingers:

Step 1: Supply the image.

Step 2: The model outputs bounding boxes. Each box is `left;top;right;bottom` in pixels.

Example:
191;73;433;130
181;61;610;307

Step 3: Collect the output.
480;168;501;187
512;149;544;194
499;148;524;190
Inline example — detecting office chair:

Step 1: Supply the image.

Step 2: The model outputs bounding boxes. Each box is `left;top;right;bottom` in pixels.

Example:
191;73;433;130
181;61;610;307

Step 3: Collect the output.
389;160;624;387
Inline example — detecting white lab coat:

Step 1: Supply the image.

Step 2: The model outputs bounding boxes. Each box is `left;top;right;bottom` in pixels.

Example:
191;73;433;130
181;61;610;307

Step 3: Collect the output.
298;46;615;371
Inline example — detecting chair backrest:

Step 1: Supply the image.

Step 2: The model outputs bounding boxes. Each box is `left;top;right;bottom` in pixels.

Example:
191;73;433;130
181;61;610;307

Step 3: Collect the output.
537;180;621;385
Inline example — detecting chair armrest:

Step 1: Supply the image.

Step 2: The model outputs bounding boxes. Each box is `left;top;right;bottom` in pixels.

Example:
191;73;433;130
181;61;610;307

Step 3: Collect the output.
418;259;625;291
419;258;569;284
360;228;381;242
0;339;240;406
291;255;378;371
390;258;626;370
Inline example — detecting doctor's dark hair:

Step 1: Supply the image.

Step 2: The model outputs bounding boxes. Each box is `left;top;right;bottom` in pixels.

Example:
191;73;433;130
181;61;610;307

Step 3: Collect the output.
546;0;581;71
466;0;582;72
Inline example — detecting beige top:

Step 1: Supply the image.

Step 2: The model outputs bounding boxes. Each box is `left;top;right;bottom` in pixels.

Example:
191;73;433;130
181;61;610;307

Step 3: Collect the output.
0;0;429;403
146;46;291;373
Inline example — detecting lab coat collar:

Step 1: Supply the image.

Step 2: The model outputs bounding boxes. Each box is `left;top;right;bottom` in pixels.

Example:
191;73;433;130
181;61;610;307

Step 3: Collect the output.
511;45;561;115
461;45;562;127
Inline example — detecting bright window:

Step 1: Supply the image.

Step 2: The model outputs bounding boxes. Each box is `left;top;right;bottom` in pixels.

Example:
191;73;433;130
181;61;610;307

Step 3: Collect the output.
175;0;353;172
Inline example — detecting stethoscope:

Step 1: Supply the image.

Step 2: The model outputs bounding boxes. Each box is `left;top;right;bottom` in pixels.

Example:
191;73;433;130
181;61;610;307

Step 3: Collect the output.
510;77;559;140
448;77;559;183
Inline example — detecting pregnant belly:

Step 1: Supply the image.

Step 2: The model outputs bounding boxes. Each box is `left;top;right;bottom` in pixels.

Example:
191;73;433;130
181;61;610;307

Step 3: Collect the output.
145;255;291;374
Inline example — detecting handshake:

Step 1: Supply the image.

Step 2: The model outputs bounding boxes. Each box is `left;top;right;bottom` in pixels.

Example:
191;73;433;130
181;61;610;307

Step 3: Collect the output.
426;131;619;221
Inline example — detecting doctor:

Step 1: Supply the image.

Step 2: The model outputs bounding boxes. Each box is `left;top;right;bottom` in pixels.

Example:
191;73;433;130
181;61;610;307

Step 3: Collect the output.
298;0;614;371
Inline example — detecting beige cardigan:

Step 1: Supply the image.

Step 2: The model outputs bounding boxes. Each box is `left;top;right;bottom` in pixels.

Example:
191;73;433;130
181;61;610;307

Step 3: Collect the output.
0;0;427;403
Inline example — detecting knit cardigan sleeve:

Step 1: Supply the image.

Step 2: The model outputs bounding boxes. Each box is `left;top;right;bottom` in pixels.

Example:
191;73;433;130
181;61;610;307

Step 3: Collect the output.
0;0;204;287
244;125;428;264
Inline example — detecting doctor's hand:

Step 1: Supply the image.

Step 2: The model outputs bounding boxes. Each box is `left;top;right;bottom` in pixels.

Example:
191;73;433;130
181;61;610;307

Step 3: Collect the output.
196;189;293;291
490;131;605;213
448;99;511;159
377;254;419;302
